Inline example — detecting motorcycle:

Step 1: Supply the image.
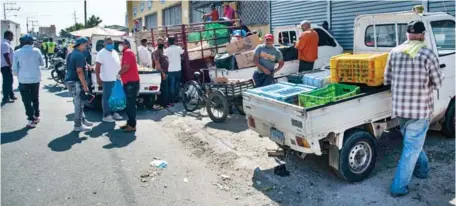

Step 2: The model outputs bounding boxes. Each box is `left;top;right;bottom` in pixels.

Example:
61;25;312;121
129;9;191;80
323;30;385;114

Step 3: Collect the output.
50;56;66;84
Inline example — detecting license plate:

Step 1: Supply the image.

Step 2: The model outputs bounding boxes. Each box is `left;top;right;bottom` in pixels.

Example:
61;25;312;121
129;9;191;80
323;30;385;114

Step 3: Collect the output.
57;66;65;71
270;128;285;144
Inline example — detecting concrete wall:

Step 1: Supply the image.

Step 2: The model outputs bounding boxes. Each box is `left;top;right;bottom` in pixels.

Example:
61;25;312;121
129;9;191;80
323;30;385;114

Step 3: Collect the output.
127;0;189;30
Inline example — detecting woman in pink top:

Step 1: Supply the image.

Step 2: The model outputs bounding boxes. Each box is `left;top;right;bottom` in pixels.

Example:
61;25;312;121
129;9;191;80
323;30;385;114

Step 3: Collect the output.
223;2;235;20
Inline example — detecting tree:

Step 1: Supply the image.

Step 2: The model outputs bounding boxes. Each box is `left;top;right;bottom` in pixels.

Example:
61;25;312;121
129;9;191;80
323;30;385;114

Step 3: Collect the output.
86;15;102;28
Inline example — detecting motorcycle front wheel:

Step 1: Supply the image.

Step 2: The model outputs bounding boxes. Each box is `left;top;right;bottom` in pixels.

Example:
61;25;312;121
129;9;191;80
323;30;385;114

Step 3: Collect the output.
51;69;64;84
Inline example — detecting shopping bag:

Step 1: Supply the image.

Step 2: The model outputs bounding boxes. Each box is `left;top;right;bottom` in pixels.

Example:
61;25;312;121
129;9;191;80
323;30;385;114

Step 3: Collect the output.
109;79;126;111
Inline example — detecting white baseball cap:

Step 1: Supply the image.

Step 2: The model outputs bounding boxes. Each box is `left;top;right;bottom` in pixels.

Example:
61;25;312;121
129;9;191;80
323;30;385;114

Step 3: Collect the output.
300;20;311;26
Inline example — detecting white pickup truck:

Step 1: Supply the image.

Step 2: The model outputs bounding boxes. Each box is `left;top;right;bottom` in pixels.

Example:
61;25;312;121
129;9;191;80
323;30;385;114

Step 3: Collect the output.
87;35;161;109
208;25;343;80
243;11;455;182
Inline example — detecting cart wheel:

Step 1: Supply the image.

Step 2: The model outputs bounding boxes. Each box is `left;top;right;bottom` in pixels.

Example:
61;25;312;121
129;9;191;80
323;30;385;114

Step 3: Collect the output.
235;104;245;116
335;129;377;182
206;90;229;122
182;80;202;112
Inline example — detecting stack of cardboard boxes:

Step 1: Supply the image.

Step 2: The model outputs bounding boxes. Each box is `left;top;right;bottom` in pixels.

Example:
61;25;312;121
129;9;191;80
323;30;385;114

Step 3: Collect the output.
225;34;261;69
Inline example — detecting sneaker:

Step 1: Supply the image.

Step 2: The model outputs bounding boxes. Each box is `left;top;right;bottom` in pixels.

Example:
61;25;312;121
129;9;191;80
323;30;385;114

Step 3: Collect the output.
112;113;123;120
102;115;115;123
33;116;41;124
83;119;94;127
123;125;136;132
119;123;129;129
73;125;92;132
27;121;36;128
10;96;17;100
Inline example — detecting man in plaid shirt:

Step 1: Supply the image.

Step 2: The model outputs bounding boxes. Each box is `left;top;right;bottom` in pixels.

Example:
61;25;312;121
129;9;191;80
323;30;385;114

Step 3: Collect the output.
384;21;444;197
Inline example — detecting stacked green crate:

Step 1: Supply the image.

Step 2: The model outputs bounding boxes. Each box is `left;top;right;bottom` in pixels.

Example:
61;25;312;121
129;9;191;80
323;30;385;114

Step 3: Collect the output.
298;84;360;108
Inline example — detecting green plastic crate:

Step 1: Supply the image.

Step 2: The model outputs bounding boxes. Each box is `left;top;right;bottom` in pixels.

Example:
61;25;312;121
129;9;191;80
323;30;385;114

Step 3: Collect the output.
298;83;360;108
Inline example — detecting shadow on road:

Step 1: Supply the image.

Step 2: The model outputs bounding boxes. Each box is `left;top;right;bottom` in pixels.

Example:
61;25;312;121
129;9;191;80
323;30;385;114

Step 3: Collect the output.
89;122;115;138
102;130;136;149
1;127;30;144
204;115;248;133
48;131;88;152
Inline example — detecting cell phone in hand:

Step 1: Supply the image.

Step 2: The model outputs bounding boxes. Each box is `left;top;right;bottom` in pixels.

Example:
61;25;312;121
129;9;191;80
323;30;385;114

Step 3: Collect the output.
81;92;96;103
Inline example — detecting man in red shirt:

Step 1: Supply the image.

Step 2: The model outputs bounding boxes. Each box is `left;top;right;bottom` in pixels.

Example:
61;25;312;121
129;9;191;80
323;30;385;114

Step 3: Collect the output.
118;39;140;132
202;4;219;22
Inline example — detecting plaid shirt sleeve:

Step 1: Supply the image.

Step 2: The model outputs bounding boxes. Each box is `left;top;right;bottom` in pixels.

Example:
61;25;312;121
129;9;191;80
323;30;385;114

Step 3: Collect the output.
426;51;444;90
384;52;393;85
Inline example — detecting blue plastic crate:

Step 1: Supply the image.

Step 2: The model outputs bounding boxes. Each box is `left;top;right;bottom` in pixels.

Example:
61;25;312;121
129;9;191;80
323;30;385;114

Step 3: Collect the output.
244;83;292;96
302;70;331;88
262;86;314;104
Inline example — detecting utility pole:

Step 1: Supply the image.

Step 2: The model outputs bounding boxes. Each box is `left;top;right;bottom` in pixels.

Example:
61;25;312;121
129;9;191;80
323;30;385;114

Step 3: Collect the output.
3;2;21;20
26;16;37;33
84;0;87;27
73;10;78;24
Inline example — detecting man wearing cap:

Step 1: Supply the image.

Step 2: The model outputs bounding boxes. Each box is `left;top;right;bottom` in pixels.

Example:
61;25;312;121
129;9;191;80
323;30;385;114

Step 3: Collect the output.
252;34;284;87
118;39;140;132
12;35;44;128
295;20;319;72
65;37;93;132
385;21;444;197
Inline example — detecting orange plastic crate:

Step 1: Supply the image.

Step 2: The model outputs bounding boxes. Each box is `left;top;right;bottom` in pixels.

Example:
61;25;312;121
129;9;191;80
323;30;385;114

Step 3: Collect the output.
330;53;389;86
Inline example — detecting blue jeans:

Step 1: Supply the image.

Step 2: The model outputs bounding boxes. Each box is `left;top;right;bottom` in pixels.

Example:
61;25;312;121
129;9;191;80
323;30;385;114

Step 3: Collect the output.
66;81;86;127
391;118;430;195
253;71;274;88
102;81;115;117
168;71;181;103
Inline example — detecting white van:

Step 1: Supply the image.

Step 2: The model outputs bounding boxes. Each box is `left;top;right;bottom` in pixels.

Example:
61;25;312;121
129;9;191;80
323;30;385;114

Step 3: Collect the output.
209;25;343;80
87;35;161;108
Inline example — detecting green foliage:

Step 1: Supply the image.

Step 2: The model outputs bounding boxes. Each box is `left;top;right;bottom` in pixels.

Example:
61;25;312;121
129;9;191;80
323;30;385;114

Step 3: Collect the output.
59;15;103;37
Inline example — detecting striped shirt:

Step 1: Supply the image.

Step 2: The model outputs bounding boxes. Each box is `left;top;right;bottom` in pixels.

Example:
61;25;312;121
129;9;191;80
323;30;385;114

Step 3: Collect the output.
384;41;444;119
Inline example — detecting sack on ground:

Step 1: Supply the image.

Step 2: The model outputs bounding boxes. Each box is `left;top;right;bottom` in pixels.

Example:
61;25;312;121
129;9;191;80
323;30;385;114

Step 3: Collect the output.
109;80;126;111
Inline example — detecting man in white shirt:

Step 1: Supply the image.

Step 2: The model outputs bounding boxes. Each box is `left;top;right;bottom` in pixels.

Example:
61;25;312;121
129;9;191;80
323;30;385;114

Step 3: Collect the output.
138;39;152;67
164;37;184;104
1;31;17;103
95;37;123;122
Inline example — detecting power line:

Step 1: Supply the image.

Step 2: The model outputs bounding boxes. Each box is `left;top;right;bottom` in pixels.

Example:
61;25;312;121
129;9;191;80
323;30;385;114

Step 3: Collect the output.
3;2;21;20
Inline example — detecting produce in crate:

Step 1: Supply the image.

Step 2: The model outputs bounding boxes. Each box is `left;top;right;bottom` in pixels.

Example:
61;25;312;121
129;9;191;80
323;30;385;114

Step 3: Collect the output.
299;83;360;108
330;53;389;86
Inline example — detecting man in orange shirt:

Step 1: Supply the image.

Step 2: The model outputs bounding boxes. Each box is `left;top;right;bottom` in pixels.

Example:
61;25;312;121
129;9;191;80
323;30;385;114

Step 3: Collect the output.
202;4;219;22
295;20;319;72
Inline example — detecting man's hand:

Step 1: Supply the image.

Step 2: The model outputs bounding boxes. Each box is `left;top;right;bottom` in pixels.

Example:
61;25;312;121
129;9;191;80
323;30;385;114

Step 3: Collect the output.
161;72;167;80
96;77;102;87
263;68;271;75
83;84;89;92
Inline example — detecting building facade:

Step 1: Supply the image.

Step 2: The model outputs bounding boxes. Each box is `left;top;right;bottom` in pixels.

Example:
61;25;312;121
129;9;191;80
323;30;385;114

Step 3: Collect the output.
38;25;56;38
126;1;271;36
270;0;455;50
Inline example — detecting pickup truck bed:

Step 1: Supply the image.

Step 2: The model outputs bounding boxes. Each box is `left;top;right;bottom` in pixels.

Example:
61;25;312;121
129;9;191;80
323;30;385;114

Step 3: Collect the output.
243;85;392;155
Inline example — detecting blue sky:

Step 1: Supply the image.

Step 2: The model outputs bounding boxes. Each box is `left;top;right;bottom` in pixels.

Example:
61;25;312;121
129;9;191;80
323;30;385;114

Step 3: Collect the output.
1;0;127;34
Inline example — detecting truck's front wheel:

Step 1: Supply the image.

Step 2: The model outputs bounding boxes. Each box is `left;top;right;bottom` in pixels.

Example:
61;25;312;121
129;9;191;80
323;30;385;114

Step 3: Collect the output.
337;129;377;182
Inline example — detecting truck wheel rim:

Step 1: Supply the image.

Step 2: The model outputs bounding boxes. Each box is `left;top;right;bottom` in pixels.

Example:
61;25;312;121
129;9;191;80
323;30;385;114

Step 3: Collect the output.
348;141;372;174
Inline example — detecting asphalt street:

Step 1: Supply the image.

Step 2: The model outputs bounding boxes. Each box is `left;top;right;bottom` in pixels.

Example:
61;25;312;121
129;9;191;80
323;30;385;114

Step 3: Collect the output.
1;70;455;206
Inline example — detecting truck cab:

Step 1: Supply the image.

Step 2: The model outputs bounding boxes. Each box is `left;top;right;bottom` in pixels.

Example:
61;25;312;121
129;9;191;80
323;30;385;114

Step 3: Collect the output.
273;24;343;70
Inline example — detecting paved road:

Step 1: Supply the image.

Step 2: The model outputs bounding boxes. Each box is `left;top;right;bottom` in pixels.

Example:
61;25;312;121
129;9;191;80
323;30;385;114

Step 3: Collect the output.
1;71;256;206
2;70;455;206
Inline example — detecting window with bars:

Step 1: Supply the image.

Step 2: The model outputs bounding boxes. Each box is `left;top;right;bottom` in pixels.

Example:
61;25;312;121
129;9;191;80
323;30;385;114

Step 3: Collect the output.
145;14;158;29
238;1;269;25
163;4;182;26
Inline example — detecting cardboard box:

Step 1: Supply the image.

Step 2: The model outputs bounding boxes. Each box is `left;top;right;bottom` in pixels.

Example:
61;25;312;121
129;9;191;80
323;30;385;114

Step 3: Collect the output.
235;50;256;69
226;34;261;54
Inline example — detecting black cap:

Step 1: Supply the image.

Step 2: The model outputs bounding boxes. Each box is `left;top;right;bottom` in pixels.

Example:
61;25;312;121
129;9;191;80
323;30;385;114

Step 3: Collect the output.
407;21;426;34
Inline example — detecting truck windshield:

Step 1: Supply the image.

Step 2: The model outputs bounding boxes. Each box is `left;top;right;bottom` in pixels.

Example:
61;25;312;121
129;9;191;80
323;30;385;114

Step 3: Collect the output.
430;20;455;55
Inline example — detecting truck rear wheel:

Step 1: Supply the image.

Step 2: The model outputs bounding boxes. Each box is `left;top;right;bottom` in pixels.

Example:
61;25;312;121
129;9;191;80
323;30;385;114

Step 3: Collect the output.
443;99;455;138
336;129;377;182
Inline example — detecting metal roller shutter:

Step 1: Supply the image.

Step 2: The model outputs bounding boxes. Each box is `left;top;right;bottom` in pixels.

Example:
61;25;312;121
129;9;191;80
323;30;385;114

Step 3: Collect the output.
271;1;327;29
428;0;455;16
163;4;182;26
331;0;421;50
